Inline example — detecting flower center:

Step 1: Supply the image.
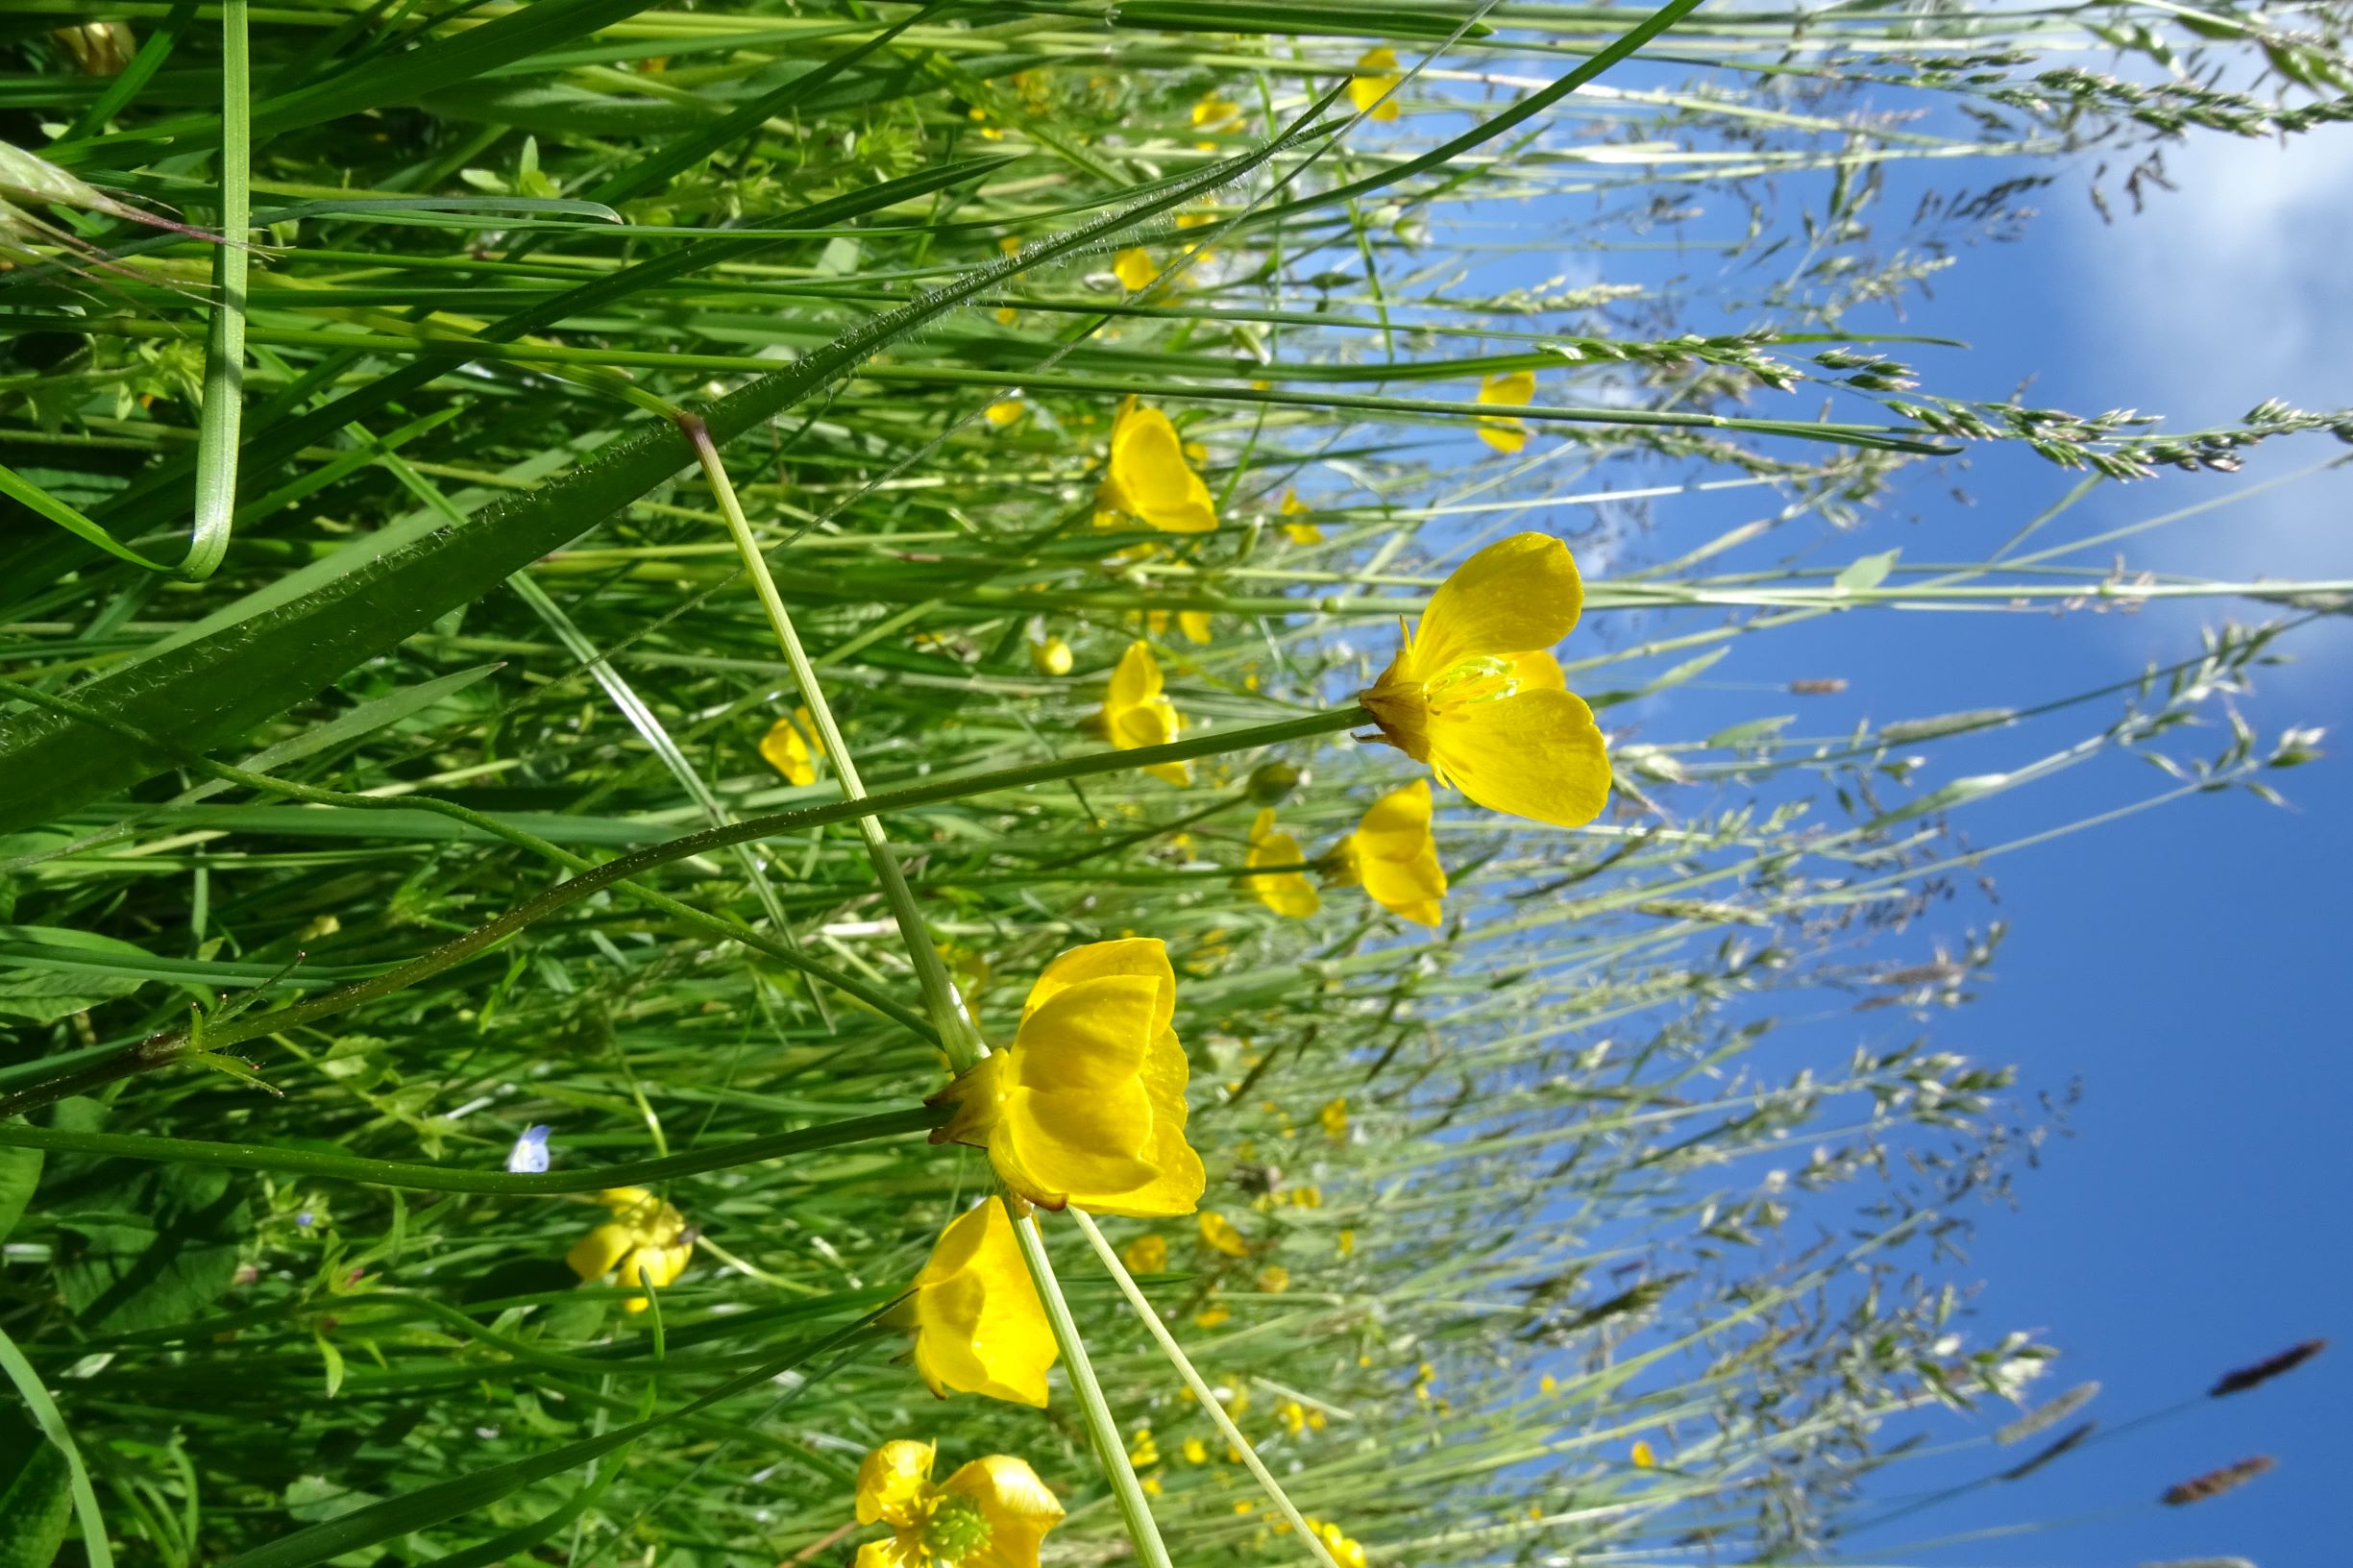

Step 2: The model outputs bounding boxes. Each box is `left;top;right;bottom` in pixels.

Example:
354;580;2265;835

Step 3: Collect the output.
920;1494;993;1564
1422;655;1523;712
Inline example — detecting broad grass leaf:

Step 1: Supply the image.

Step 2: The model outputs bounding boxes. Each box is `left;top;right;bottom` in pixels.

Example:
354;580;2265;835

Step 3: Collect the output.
0;928;159;1022
0;1411;73;1568
0;1146;38;1244
52;1163;253;1335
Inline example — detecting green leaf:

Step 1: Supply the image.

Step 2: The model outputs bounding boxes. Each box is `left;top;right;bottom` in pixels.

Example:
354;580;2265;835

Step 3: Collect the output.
1834;550;1900;595
0;1147;39;1245
0;928;162;1022
0;1426;74;1568
0;135;1271;831
52;1163;254;1335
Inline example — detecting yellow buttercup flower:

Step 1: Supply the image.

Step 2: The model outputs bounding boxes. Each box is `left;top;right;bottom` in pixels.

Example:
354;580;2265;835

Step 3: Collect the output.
566;1187;693;1313
1030;634;1073;677
1113;246;1158;292
1144;606;1214;646
1328;780;1446;927
1195;1301;1232;1328
1318;1096;1348;1141
1198;1209;1249;1257
853;1439;1066;1568
1259;1264;1290;1293
1475;369;1535;453
1245;809;1319;919
1349;47;1402;122
891;1197;1059;1407
985;398;1025;428
1099;401;1217;533
1279;487;1323;545
1100;641;1190;787
1359;532;1610;828
758;707;821;787
1630;1439;1657;1468
1305;1518;1369;1568
1123;1232;1169;1274
930;939;1206;1218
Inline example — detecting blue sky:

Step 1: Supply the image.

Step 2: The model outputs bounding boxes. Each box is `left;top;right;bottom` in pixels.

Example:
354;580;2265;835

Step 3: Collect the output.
1604;112;2353;1568
1382;62;2350;1567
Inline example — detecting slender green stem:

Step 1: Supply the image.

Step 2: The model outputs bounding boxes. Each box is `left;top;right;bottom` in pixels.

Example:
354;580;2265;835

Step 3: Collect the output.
1069;1210;1341;1568
0;1106;945;1195
185;0;248;581
685;415;983;1066
1013;1213;1177;1568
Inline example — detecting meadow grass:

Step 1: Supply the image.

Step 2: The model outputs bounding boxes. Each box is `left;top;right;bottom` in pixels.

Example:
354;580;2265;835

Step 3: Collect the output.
0;2;2344;1563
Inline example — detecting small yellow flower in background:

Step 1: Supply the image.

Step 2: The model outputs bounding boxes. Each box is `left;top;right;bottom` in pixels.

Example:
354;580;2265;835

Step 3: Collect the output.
1540;1373;1558;1394
566;1187;693;1312
1318;1096;1348;1141
1475;369;1536;453
758;707;821;787
1144;607;1214;646
1234;1501;1256;1516
1191;94;1243;132
1114;246;1159;292
1198;1209;1249;1257
1099;641;1190;786
1195;1301;1232;1329
993;235;1022;325
1337;1227;1356;1257
1258;1264;1291;1293
1349;47;1402;121
1359;532;1610;829
1181;1436;1210;1464
1123;1232;1169;1274
1280;487;1323;545
1278;1399;1308;1435
1304;1517;1370;1568
1288;1185;1322;1208
1128;1427;1160;1467
1099;401;1217;533
985;398;1025;428
1327;779;1447;927
852;1438;1066;1568
1140;1474;1163;1496
1245;809;1320;919
890;1196;1058;1407
1630;1439;1657;1468
1030;633;1073;677
930;938;1206;1217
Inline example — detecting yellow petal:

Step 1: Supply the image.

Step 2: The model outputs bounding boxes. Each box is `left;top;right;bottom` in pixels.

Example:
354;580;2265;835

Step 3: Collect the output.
1000;977;1166;1207
1178;610;1213;645
856;1440;938;1527
1411;532;1585;676
1113;247;1157;292
1428;687;1610;828
1123;1233;1170;1273
1198;1210;1249;1257
1349;47;1401;121
855;1541;915;1568
1245;818;1320;919
1023;937;1175;1029
1106;639;1164;709
566;1221;635;1284
1477;418;1529;455
1082;1028;1206;1217
943;1455;1066;1568
1477;369;1535;408
1107;406;1217;533
758;716;815;786
909;1198;1057;1407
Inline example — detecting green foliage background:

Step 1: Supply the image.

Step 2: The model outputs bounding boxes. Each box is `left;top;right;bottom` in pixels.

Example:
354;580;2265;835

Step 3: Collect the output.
0;1;2345;1563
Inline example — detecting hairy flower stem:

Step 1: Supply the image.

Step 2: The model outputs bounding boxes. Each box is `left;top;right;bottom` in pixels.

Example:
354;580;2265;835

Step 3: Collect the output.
1070;1211;1341;1568
691;423;1177;1568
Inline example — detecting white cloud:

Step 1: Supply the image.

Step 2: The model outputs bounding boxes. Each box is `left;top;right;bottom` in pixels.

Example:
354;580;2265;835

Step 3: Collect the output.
2056;123;2353;587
